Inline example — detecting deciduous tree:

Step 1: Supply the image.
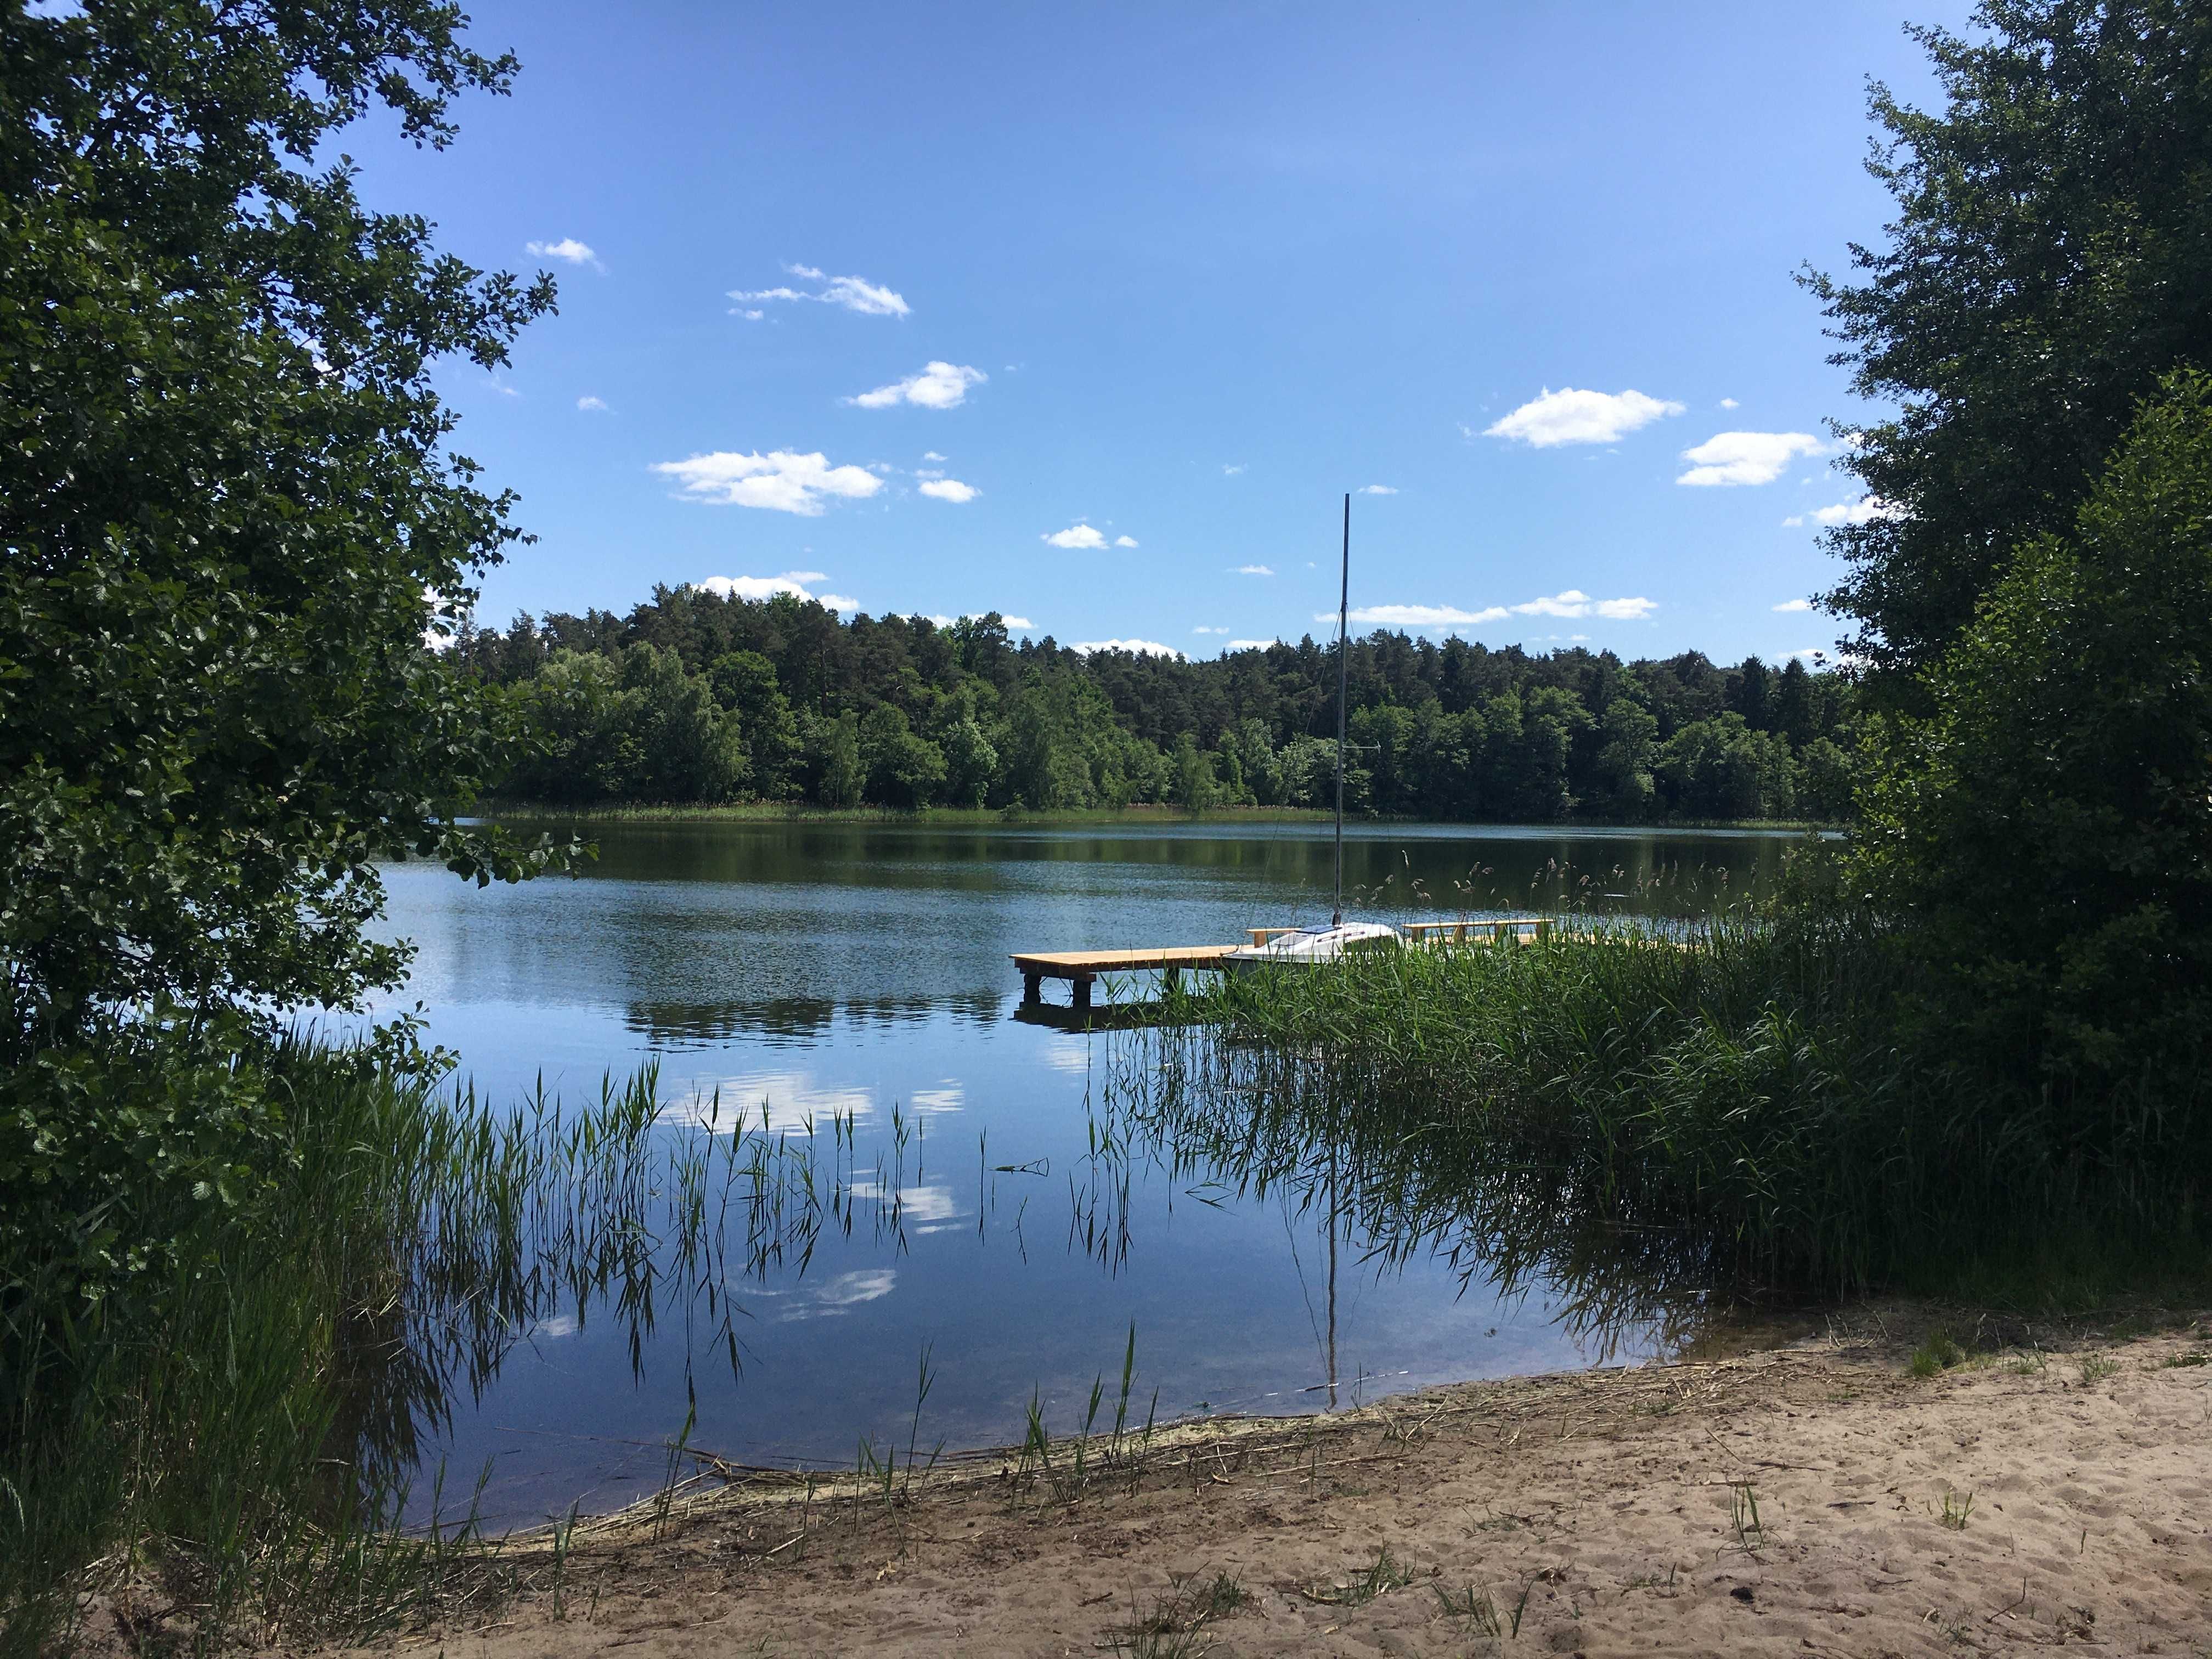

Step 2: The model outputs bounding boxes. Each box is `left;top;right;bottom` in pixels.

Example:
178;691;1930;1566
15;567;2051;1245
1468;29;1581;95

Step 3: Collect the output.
0;0;569;1060
1807;0;2212;687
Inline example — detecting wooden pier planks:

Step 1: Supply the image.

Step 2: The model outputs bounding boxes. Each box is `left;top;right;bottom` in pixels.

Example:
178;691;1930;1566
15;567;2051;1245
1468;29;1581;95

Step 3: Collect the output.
1401;918;1551;945
1012;918;1576;1008
1009;945;1238;1008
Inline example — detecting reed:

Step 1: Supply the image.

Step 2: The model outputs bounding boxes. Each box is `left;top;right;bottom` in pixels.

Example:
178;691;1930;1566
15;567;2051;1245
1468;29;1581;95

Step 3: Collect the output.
0;1040;905;1654
1131;900;2212;1301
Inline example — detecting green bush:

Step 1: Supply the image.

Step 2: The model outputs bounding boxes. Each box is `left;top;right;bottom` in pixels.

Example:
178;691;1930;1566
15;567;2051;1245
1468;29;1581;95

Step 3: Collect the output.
1855;370;2212;1121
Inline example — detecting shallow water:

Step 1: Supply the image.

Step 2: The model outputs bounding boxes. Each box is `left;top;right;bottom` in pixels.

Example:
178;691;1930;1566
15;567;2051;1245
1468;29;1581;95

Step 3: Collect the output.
366;816;1806;1526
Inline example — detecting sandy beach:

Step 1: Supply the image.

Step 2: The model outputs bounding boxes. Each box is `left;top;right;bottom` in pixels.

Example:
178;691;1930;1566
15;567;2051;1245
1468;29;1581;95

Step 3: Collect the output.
280;1306;2212;1658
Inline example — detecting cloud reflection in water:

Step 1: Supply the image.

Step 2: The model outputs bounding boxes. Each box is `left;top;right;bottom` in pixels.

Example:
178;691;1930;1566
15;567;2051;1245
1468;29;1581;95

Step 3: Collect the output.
656;1070;875;1132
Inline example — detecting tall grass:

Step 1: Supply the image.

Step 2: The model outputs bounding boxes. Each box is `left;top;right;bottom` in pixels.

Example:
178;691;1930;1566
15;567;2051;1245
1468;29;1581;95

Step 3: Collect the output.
0;1043;893;1654
1136;903;2210;1300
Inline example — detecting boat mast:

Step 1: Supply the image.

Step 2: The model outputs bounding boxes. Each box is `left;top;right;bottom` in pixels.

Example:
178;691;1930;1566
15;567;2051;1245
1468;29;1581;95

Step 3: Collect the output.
1333;492;1350;928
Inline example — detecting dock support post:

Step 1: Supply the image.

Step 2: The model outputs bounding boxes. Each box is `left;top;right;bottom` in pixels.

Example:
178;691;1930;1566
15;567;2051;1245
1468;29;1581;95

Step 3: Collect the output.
1072;976;1093;1011
1022;972;1041;1006
1163;967;1180;994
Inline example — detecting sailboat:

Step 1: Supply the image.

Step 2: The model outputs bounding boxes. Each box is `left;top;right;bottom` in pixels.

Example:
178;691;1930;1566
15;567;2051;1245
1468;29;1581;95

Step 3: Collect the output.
1224;493;1401;975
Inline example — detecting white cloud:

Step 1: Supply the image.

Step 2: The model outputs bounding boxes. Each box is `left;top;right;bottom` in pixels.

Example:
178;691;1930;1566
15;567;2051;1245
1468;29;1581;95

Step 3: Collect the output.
729;263;910;318
1331;590;1656;629
918;477;979;503
1520;590;1655;620
1192;625;1228;634
691;571;860;613
1222;464;1246;476
1720;397;1740;410
1773;597;1814;613
420;585;460;652
1003;616;1035;630
922;450;947;461
1805;496;1903;527
848;361;986;410
1071;638;1182;657
1677;431;1826;487
1342;603;1506;627
1781;515;1806;528
1357;484;1398;495
1114;534;1139;548
1043;524;1108;550
1485;387;1685;448
526;237;600;268
1227;639;1275;649
1235;564;1274;576
653;450;884;516
576;394;608;413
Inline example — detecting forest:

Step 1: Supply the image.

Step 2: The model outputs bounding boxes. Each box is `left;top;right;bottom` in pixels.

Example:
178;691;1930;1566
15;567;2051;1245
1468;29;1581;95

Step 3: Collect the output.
454;591;1857;820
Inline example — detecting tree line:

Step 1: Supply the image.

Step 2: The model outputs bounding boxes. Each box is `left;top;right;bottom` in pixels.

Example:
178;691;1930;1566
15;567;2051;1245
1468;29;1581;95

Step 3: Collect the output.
453;593;1858;821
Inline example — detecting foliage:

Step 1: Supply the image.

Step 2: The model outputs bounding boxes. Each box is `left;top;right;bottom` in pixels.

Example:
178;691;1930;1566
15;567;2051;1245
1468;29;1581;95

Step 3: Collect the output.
460;586;1855;820
1655;713;1797;821
1807;0;2212;686
1;15;584;1639
2;1036;669;1655
1853;369;2212;1107
506;645;746;804
0;0;574;1069
1164;898;2210;1296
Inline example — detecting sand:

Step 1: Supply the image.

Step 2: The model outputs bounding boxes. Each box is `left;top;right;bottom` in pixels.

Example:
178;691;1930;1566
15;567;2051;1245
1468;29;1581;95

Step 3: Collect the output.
296;1309;2211;1657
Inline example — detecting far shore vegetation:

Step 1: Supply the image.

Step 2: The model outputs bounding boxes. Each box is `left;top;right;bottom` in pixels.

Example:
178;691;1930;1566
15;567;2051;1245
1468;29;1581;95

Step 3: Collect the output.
6;2;2212;1655
473;797;1844;832
457;599;1858;825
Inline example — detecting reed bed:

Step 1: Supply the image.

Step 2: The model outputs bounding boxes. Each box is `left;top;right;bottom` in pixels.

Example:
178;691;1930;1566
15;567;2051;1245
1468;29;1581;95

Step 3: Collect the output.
1131;904;2210;1301
0;1043;922;1655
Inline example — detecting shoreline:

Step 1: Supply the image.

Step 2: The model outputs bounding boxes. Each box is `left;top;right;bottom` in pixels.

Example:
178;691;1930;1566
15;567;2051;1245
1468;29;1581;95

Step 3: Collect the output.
190;1301;2210;1657
471;799;1844;834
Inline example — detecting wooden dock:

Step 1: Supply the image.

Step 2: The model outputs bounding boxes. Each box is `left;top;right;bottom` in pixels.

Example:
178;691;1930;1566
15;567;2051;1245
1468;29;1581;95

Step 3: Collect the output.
1012;919;1571;1008
1402;918;1550;945
1009;945;1241;1008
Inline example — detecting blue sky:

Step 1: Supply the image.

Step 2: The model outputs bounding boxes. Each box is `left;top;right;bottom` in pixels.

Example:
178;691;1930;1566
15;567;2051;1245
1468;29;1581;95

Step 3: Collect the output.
351;2;1972;664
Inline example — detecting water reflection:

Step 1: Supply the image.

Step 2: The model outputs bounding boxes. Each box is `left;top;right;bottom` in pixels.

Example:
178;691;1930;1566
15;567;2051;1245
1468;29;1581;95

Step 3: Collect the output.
334;1031;1717;1528
625;997;838;1045
347;820;1802;1526
654;1070;874;1131
1104;1022;1722;1363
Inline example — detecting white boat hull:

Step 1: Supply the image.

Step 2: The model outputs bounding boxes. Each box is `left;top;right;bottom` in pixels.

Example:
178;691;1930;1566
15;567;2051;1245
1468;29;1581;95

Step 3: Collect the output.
1222;922;1401;975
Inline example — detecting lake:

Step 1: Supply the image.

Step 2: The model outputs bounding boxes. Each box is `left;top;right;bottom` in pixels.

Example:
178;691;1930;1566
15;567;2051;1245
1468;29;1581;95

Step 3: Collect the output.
365;815;1808;1526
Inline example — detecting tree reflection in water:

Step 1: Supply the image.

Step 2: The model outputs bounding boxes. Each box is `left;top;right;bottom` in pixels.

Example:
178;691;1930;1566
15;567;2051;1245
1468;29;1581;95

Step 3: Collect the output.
1098;1020;1725;1369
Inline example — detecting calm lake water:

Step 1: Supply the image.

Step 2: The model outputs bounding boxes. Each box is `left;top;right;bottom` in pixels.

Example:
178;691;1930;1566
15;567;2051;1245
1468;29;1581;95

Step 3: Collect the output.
365;816;1806;1526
